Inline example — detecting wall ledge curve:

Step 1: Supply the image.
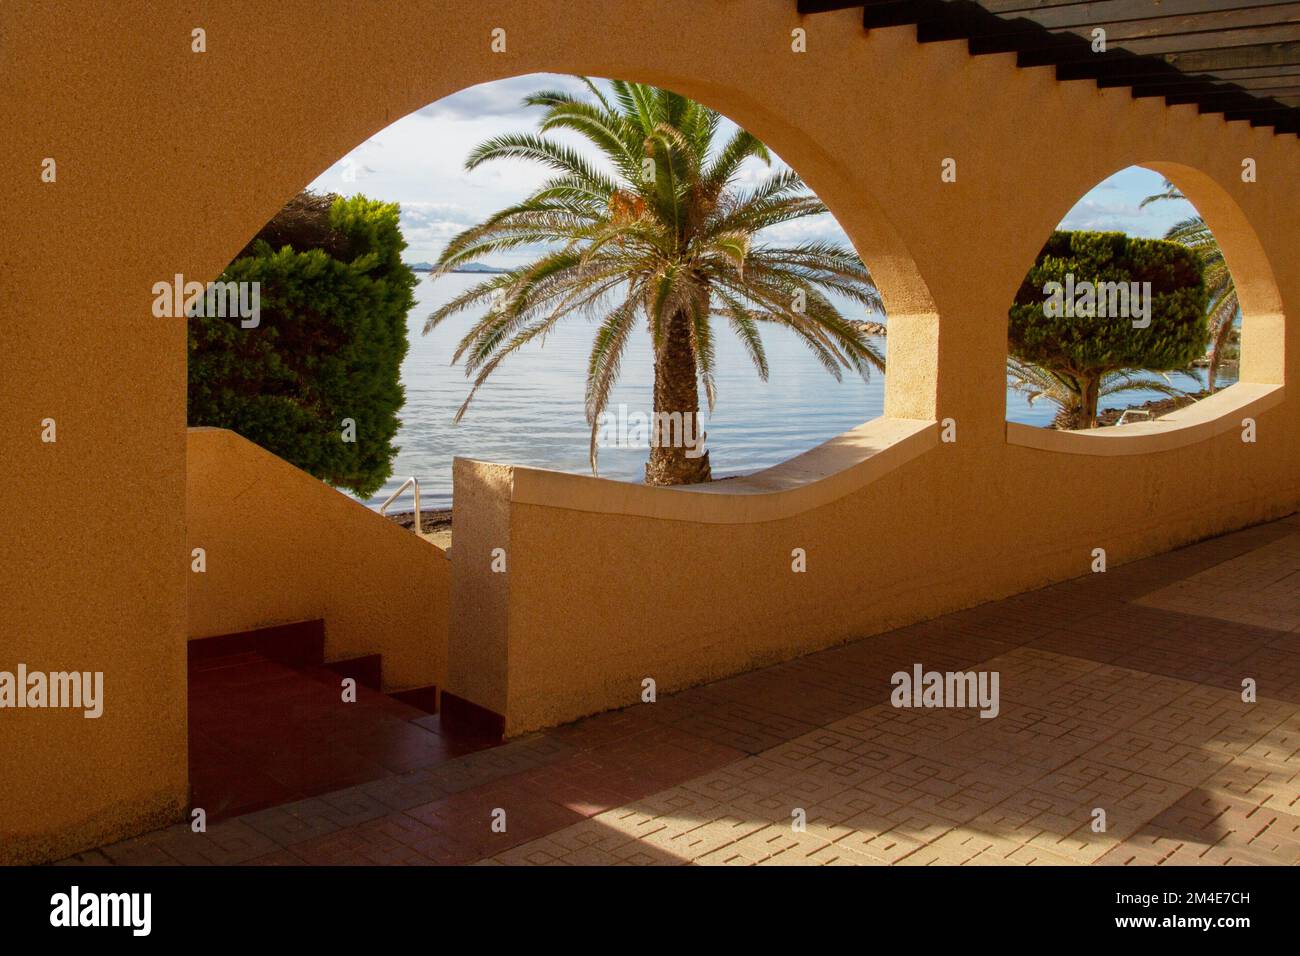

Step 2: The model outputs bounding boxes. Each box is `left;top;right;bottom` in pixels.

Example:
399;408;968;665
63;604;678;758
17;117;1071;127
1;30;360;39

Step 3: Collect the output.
459;416;939;525
1005;382;1284;457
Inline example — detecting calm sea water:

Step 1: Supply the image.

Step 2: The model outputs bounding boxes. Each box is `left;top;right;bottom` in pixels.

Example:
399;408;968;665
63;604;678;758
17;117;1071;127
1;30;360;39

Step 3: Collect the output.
363;274;1227;510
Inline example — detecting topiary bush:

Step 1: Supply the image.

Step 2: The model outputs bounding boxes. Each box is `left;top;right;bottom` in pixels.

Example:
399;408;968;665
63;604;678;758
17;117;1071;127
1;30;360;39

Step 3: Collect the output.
188;191;416;497
1009;230;1209;429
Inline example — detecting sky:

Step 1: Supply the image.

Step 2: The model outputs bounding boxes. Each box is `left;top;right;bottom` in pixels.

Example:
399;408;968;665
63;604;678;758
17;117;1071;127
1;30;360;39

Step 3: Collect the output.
309;73;1201;268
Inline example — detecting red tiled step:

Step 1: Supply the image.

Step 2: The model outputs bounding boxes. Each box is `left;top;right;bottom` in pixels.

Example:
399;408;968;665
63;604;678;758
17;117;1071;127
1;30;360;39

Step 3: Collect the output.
188;648;494;822
189;620;324;669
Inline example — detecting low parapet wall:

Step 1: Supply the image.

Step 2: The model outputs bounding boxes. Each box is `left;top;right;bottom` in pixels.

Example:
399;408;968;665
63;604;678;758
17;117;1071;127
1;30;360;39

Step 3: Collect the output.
449;398;1298;736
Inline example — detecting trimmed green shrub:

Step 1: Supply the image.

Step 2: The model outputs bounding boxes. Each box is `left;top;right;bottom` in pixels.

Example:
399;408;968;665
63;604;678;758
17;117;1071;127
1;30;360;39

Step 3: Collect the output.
188;191;416;497
1009;230;1208;428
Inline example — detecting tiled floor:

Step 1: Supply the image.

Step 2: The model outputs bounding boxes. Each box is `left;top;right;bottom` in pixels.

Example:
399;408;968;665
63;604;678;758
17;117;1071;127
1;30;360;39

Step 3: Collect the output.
188;652;500;821
65;513;1300;866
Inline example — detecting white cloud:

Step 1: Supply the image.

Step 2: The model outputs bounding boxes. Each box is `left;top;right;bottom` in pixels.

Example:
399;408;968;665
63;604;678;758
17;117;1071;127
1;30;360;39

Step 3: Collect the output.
1056;166;1199;238
338;157;377;183
1059;196;1147;232
417;74;589;119
310;77;1209;266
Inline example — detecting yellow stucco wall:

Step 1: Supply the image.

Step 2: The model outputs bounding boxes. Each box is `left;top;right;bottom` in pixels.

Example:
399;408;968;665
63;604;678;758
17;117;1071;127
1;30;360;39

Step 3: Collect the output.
187;428;449;691
1;0;1294;860
453;379;1294;735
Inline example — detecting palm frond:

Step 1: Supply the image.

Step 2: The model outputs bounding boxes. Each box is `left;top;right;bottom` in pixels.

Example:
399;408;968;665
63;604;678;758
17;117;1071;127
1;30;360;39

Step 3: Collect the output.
427;76;885;469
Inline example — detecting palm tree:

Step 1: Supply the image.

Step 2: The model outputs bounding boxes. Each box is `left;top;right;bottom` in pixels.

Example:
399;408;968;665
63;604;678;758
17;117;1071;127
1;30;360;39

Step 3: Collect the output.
1007;358;1192;430
426;78;883;486
1141;181;1238;393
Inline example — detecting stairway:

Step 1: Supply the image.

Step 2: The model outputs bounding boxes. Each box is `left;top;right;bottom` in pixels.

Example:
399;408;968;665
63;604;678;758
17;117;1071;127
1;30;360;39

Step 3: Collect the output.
187;621;497;821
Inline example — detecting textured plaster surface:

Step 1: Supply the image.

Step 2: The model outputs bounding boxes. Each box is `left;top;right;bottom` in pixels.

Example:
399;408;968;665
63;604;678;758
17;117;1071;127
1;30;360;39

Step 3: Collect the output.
1;0;1294;859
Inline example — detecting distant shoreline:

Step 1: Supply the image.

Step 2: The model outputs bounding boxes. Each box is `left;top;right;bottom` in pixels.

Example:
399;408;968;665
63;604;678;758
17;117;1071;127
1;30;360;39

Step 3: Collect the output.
406;264;509;274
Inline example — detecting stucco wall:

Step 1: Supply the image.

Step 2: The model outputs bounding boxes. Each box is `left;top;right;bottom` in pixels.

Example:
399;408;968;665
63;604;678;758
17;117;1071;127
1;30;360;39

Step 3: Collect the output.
188;428;449;692
1;0;1294;860
453;389;1295;736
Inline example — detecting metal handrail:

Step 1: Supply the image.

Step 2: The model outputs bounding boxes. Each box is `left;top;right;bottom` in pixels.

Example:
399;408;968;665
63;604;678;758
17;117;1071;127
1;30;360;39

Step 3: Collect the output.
379;477;421;532
1116;409;1153;426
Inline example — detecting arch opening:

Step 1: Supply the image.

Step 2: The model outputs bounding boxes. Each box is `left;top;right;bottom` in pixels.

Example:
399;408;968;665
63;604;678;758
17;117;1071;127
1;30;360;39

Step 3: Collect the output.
1002;162;1284;439
183;70;942;821
200;72;939;516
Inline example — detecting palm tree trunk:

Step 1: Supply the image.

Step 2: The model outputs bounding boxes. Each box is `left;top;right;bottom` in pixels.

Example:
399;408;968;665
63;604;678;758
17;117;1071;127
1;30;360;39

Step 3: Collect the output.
645;310;711;486
1079;375;1101;429
1207;319;1233;395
